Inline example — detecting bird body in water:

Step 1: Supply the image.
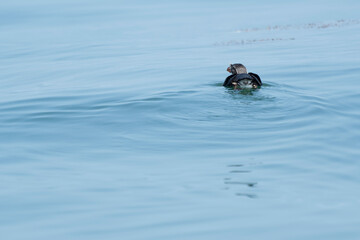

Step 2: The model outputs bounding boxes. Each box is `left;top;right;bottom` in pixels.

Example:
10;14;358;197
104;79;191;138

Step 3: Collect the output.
223;63;262;89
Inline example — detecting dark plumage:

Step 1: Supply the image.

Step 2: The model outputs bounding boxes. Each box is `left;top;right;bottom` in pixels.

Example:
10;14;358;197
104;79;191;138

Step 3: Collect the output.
223;63;262;89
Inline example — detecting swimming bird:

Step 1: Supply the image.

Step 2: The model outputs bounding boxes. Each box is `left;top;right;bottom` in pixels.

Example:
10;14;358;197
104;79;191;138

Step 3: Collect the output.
223;63;262;89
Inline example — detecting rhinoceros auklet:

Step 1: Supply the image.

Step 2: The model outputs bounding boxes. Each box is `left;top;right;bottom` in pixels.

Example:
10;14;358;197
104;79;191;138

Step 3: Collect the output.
223;63;262;89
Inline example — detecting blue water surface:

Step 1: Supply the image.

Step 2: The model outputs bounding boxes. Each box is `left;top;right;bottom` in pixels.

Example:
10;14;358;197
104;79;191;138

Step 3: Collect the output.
1;0;360;239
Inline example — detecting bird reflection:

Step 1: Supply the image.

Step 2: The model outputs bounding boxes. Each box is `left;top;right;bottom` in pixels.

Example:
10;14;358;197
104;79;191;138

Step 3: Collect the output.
224;163;258;198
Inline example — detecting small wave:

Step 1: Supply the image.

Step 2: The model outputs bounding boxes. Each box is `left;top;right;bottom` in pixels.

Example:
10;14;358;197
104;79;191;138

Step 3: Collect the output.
234;19;360;33
214;38;295;46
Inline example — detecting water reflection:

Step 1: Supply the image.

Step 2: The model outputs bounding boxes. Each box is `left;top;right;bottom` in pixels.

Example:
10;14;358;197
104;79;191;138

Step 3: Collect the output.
236;193;257;198
227;88;258;95
224;163;258;198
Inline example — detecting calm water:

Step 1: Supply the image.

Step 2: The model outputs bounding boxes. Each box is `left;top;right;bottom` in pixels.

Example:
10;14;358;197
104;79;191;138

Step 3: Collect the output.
1;1;360;239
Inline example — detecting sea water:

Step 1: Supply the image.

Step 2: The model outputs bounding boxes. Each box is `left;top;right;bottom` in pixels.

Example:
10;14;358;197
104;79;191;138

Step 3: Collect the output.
1;0;360;239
